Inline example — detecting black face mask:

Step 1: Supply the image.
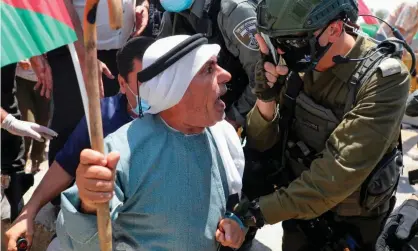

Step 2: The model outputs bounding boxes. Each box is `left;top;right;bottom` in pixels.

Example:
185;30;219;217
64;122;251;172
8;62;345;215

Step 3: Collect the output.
274;26;332;72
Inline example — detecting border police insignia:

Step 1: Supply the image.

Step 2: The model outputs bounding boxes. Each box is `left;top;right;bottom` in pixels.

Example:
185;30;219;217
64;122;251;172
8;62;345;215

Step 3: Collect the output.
233;17;259;51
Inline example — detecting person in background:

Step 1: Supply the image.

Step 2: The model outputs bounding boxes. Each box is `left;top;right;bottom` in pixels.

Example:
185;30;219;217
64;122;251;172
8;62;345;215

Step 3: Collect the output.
15;59;52;173
4;36;155;251
142;0;163;37
245;0;410;250
1;59;57;224
375;1;418;44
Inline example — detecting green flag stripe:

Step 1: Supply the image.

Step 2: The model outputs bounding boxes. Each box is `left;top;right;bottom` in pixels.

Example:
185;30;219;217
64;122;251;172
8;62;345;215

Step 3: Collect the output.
1;3;77;67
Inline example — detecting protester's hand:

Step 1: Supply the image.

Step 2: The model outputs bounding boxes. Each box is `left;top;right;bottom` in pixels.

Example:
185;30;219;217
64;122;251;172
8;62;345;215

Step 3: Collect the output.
1;114;57;142
30;55;53;99
132;5;149;37
5;209;35;251
375;196;418;251
215;218;245;249
97;60;114;98
18;59;31;70
76;149;120;214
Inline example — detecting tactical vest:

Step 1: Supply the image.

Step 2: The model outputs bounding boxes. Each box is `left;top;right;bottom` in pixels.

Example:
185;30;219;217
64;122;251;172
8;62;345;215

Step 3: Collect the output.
167;0;250;112
280;42;404;217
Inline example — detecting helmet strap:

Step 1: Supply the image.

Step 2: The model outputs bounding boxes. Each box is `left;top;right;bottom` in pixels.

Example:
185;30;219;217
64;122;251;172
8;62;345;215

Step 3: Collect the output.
307;24;333;71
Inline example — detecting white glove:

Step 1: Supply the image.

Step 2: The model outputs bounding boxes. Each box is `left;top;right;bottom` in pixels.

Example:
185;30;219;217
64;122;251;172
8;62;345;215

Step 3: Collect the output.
1;114;57;142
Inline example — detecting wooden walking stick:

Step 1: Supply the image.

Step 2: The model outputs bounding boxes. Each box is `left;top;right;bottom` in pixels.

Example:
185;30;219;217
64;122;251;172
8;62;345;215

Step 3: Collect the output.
83;0;122;250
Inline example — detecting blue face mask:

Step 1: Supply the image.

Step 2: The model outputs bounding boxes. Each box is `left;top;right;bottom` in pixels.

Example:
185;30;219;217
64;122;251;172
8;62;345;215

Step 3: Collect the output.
160;0;194;12
126;84;150;116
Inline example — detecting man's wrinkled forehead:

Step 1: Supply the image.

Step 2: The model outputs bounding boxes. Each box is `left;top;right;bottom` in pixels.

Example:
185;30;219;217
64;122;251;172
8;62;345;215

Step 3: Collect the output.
197;56;217;73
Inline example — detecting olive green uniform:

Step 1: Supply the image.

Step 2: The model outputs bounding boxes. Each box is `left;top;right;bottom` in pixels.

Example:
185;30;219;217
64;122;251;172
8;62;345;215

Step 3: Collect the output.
246;36;410;249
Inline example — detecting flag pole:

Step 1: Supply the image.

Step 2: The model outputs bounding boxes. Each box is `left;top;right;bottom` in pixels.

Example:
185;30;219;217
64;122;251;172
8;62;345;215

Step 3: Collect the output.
68;43;91;137
81;0;122;250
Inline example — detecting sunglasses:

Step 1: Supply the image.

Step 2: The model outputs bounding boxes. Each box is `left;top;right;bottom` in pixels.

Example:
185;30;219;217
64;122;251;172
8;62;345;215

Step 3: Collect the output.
274;34;312;48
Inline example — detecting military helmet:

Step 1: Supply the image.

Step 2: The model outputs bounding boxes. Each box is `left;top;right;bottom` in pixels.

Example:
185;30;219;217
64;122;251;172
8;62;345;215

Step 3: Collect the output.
257;0;359;37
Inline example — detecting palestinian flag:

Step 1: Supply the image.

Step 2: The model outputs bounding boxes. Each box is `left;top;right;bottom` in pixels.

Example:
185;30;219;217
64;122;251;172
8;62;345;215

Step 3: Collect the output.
358;0;379;25
1;0;77;67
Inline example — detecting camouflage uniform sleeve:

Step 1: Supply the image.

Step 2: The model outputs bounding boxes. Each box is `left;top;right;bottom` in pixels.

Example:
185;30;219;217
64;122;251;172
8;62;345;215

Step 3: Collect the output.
245;104;280;151
217;0;259;125
259;60;411;224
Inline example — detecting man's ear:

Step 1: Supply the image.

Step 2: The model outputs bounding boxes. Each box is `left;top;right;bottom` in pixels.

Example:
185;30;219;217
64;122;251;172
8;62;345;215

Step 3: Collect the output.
118;74;127;94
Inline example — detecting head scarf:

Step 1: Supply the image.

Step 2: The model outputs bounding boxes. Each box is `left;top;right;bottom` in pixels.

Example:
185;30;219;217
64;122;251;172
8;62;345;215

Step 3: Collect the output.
140;35;220;114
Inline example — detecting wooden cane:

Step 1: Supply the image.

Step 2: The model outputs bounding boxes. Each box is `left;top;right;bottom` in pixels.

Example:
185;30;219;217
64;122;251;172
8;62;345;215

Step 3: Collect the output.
83;0;122;250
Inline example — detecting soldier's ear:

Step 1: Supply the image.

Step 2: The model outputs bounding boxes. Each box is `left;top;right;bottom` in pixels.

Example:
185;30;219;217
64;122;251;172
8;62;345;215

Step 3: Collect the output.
328;21;343;43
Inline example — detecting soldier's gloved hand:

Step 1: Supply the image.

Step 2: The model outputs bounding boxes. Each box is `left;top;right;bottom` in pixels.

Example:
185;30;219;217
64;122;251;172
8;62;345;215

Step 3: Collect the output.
1;114;57;142
375;196;418;251
252;34;288;102
232;195;265;229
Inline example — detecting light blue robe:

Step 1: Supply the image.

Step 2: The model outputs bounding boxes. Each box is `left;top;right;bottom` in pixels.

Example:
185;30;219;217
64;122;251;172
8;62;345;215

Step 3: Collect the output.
56;114;230;251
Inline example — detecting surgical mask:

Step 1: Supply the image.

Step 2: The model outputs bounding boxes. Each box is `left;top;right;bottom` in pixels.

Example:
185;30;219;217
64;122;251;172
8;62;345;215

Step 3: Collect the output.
274;25;332;72
160;0;194;12
126;84;150;116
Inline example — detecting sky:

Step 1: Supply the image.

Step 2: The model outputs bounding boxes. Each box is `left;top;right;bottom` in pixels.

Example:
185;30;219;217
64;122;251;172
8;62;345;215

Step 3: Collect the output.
364;0;417;12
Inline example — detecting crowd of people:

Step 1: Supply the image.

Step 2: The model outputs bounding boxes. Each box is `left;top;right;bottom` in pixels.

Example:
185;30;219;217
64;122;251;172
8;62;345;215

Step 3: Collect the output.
1;0;418;251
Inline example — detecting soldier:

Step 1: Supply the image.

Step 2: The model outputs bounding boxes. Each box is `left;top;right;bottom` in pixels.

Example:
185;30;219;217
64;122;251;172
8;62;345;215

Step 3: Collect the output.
156;0;258;129
242;0;411;250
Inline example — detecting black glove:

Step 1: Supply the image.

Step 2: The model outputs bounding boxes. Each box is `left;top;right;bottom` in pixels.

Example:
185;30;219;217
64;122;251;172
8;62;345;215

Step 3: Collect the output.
233;195;265;229
252;53;286;102
376;198;418;251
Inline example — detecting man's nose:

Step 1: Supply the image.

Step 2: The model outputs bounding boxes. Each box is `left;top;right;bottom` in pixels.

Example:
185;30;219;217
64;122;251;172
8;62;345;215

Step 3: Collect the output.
217;66;231;84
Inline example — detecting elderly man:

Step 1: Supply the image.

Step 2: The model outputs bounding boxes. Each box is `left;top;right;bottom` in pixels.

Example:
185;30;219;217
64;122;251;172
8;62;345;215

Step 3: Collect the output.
56;34;246;251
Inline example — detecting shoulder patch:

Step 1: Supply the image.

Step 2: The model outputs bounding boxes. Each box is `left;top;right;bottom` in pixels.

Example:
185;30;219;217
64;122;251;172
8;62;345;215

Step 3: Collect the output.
233;17;259;51
378;58;402;77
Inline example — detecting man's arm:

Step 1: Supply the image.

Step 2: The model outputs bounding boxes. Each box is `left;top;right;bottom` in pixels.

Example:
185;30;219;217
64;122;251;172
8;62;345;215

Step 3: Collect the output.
132;0;150;37
18;162;72;218
136;0;149;8
5;162;73;249
1;107;57;142
258;64;411;224
245;100;279;151
217;0;259;126
5;115;92;248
